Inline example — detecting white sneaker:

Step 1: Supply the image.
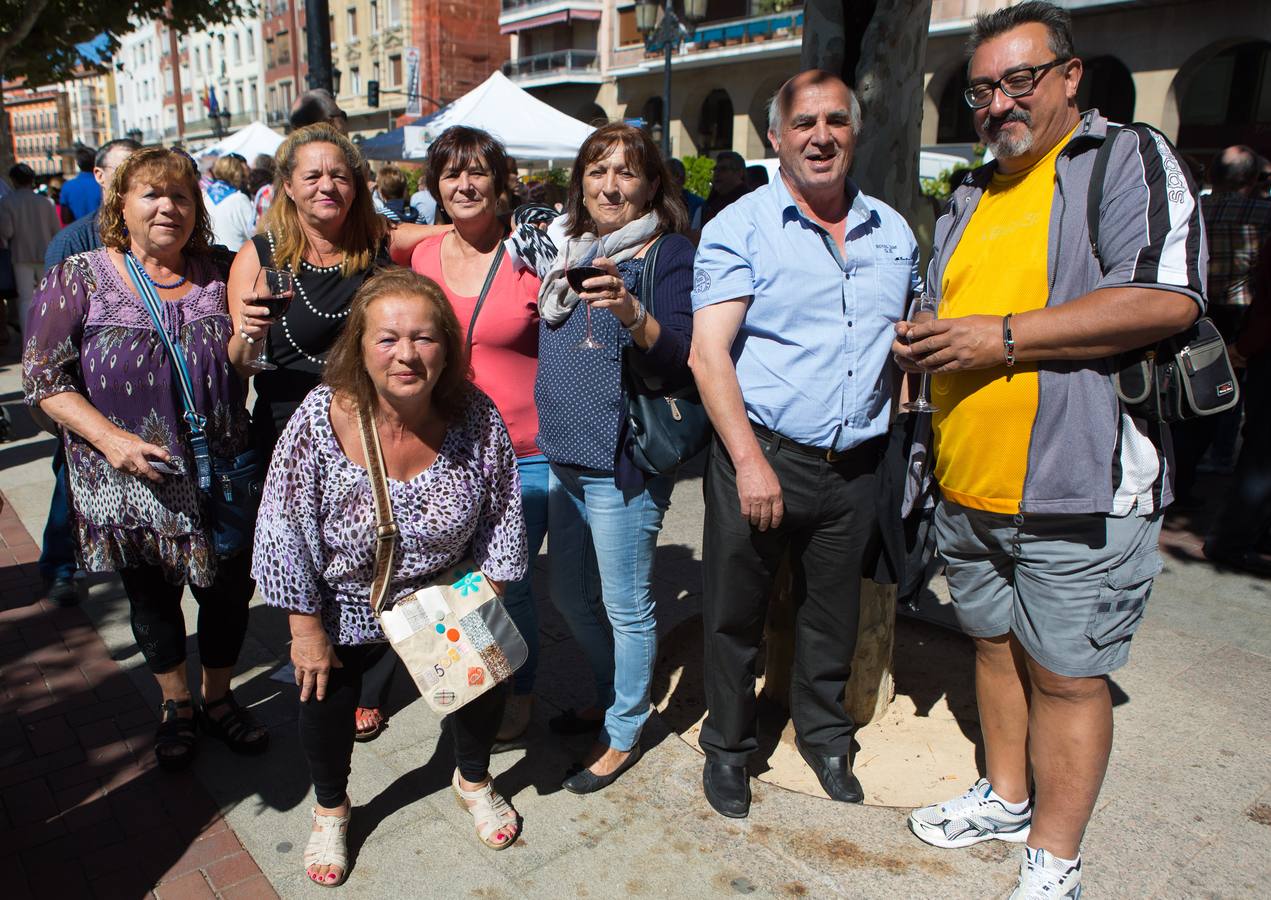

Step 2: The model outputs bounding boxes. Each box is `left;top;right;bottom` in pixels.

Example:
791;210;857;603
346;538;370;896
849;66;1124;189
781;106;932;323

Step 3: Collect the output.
908;778;1032;849
1009;846;1082;899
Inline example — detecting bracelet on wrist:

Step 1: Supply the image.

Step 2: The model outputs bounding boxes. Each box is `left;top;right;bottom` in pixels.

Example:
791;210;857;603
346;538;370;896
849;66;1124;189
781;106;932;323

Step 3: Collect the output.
1002;313;1016;367
624;299;647;332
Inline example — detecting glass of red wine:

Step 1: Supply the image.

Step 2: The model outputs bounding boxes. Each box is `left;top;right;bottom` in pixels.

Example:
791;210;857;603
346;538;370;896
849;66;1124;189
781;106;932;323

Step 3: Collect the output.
247;267;295;372
565;236;605;350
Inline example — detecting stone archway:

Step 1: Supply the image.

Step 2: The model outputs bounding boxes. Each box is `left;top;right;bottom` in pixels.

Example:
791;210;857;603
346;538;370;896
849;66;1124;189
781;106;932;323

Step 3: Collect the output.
747;74;789;159
1078;55;1136;124
697;88;735;156
576;102;608;127
1170;39;1271;161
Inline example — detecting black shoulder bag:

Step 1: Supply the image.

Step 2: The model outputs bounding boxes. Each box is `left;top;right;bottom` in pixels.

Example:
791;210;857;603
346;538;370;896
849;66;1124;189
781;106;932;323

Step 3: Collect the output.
1092;124;1239;423
465;243;506;356
623;237;713;475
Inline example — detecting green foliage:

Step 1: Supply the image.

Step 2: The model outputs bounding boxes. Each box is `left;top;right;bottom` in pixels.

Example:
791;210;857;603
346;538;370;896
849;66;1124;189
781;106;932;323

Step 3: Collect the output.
541;167;570;188
0;0;247;85
919;145;987;203
756;0;794;12
682;155;714;198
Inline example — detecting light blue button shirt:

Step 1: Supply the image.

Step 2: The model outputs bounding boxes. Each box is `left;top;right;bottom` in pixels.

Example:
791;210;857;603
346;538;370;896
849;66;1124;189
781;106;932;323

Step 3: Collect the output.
692;174;920;452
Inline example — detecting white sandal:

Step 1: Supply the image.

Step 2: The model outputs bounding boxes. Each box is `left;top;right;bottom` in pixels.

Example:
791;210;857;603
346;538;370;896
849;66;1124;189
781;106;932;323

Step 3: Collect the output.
452;769;520;850
304;808;350;887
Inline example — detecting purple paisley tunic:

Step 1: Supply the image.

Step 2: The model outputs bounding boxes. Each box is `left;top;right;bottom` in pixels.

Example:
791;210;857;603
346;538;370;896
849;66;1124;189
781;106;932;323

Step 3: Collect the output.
21;249;250;586
251;384;528;646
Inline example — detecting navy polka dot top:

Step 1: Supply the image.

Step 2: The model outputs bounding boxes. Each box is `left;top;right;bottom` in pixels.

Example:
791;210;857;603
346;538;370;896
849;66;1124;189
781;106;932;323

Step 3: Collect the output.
534;233;696;474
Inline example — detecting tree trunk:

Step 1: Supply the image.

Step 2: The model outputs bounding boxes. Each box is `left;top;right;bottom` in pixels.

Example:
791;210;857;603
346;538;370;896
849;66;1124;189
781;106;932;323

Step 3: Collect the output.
758;0;932;724
849;0;935;232
760;557;896;726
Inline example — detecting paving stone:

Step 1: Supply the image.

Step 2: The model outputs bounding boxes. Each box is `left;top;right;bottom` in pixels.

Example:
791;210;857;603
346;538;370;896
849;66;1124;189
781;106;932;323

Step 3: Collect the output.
154;870;216;900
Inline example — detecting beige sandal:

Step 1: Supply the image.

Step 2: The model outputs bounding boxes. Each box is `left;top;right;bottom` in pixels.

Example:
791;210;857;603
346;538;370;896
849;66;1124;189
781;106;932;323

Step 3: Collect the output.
452;769;520;850
304;808;350;887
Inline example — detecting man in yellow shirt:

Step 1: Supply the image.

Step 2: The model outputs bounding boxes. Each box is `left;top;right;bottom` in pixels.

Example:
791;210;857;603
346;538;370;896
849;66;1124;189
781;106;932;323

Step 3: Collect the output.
893;3;1206;898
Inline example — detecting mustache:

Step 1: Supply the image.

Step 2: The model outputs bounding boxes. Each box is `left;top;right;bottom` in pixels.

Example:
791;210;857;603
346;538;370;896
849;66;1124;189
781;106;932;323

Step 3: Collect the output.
986;109;1032;130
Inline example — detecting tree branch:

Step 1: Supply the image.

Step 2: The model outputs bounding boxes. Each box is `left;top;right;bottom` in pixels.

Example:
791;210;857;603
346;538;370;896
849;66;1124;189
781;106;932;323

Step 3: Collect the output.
0;0;53;73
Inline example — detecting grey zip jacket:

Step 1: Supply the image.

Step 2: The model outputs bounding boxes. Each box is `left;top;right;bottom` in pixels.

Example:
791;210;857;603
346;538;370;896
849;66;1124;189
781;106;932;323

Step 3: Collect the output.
908;109;1209;517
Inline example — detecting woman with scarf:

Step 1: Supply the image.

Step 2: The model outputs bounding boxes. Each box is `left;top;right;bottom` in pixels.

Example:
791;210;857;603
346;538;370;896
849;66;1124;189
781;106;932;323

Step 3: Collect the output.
203;154;257;250
526;122;694;793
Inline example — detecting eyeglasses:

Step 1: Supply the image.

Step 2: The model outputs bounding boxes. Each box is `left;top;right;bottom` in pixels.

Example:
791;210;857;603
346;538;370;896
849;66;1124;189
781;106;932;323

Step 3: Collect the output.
964;59;1070;109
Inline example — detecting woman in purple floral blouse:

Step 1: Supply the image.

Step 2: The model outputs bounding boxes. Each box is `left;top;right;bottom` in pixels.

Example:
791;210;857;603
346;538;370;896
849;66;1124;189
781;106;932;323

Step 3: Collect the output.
252;268;528;886
21;148;268;773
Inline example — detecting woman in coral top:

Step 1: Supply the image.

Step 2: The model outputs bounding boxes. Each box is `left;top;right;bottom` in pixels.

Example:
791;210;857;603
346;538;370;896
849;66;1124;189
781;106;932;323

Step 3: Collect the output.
410;125;545;744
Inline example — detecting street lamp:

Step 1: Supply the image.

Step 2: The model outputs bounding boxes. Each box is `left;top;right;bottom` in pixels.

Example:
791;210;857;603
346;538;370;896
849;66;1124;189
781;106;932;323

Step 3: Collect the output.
218;110;232;136
636;0;707;157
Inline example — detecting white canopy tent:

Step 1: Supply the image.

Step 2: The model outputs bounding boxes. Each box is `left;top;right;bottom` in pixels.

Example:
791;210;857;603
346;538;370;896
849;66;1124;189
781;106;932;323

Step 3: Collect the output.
193;121;285;162
362;71;595;162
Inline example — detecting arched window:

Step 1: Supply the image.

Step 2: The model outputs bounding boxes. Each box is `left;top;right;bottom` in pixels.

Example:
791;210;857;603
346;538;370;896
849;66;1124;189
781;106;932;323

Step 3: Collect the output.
1178;41;1271;158
936;70;978;144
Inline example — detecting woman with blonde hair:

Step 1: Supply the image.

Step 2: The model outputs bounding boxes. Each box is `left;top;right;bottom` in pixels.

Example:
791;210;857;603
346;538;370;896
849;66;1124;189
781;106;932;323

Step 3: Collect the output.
228;123;444;451
253;268;527;885
204;153;256;250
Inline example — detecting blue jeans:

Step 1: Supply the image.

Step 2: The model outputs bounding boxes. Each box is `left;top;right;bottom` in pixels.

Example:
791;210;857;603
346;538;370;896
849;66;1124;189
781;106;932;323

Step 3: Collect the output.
39;447;77;581
547;463;672;751
503;454;550;695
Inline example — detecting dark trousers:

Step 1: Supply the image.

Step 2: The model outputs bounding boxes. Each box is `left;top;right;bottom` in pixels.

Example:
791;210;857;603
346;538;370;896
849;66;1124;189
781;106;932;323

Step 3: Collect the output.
299;642;505;808
39;446;77;581
1209;356;1271;555
357;645;403;708
699;430;881;765
117;551;255;673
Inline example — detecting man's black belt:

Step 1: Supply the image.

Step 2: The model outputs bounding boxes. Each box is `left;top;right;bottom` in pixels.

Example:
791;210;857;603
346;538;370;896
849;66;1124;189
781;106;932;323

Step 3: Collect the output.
749;421;884;465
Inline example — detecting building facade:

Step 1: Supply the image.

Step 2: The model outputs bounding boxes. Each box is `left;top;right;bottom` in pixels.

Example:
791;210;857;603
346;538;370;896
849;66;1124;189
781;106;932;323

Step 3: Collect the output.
4;84;72;177
114;24;167;145
263;0;309;128
329;0;414;136
180;15;268;142
501;0;1271;167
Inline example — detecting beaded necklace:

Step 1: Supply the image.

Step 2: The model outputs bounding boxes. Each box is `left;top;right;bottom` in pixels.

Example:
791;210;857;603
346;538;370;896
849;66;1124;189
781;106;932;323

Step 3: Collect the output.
126;250;187;289
266;232;349;364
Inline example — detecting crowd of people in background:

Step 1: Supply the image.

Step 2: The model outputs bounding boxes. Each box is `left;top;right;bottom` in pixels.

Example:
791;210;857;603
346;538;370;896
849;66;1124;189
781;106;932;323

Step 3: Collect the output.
2;1;1269;896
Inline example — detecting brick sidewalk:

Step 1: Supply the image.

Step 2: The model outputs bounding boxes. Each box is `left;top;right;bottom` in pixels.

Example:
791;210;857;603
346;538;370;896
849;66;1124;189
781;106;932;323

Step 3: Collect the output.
0;493;277;899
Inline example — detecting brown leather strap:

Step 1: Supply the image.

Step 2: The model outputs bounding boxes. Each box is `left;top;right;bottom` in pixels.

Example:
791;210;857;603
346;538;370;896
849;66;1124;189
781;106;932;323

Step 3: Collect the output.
357;405;399;616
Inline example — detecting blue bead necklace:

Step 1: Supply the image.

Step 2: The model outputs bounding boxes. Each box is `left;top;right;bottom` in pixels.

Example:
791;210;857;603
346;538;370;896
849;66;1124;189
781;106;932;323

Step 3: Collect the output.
126;250;188;289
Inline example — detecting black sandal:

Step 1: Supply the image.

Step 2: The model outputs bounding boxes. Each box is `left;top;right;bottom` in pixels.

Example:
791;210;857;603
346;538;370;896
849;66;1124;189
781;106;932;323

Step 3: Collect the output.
155;698;198;772
200;691;270;755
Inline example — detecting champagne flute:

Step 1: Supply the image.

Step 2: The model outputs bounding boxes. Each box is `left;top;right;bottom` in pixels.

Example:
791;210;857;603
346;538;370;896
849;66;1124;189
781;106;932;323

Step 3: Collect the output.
902;292;940;414
565;236;605;350
246;267;295;372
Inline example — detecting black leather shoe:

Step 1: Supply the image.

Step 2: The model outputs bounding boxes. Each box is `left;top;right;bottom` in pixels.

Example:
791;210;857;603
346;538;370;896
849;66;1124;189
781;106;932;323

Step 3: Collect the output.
703;759;750;818
562;742;643;794
795;736;864;803
46;576;79;608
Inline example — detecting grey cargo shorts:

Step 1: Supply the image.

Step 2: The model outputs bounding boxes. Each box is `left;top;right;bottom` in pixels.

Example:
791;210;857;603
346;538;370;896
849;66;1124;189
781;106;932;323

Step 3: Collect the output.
934;500;1163;678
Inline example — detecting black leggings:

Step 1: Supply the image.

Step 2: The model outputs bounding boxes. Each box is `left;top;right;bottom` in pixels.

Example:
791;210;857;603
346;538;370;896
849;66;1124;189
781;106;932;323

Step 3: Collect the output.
119;552;255;673
299;642;505;808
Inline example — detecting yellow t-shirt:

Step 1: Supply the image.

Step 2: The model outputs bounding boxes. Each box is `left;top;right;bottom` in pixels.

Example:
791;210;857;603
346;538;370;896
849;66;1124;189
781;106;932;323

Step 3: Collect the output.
932;132;1070;514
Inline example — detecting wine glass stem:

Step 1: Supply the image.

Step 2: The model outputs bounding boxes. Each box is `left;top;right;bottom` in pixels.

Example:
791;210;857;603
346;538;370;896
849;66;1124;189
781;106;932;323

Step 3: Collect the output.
918;371;932;404
257;327;271;366
584;302;594;344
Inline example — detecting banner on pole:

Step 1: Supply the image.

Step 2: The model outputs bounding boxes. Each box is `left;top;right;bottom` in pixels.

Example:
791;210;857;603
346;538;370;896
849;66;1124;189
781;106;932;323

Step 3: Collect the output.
405;47;422;117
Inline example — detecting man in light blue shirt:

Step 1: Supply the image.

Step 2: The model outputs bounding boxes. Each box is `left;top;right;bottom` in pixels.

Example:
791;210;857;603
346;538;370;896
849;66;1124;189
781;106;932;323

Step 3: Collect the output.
689;69;918;819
